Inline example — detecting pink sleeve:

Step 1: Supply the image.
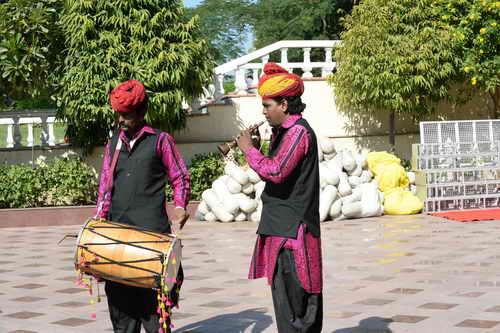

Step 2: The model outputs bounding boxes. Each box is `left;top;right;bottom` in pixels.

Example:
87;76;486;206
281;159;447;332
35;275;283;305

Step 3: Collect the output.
94;141;112;219
157;133;191;209
244;125;310;184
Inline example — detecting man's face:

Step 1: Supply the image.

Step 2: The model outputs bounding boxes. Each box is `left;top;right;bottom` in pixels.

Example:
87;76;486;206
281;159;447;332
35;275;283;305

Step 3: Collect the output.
262;98;288;127
117;109;145;133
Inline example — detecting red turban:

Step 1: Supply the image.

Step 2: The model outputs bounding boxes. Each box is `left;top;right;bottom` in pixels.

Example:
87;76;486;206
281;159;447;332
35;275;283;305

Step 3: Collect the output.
109;80;147;113
258;63;304;99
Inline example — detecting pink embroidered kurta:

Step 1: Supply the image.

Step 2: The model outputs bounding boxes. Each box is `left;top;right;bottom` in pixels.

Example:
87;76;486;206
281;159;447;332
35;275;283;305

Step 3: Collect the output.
245;114;323;294
95;125;190;219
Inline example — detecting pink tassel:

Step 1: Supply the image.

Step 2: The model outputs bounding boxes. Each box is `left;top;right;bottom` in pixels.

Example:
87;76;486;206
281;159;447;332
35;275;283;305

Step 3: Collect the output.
90;313;96;319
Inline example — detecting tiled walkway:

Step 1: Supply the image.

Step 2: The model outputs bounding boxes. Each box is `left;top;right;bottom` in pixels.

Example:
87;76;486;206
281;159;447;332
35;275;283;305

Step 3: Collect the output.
1;215;500;332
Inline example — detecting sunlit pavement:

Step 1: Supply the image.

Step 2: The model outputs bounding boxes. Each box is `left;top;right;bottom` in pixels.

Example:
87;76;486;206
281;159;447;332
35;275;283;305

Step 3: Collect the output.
2;215;500;332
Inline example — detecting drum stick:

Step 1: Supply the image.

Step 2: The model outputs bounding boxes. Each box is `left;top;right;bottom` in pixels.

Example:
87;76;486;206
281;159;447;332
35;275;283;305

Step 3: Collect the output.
58;234;77;245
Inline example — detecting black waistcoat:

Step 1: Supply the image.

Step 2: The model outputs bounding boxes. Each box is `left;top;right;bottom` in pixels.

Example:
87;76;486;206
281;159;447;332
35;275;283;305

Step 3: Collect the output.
257;118;320;238
109;129;169;234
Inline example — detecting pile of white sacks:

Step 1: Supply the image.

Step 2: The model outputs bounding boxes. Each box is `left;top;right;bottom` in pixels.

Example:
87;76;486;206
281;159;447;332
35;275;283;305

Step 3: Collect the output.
316;137;384;221
196;162;265;223
196;136;416;223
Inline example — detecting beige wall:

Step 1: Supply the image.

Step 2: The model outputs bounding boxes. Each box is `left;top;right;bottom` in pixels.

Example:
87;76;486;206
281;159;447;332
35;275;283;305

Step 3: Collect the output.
173;80;493;161
0;80;494;167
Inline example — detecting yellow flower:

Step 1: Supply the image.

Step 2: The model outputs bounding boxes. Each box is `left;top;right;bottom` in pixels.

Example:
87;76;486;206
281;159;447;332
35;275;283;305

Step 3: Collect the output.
463;20;468;24
480;49;484;54
464;66;471;73
480;28;487;33
492;22;498;27
471;77;477;85
479;37;484;42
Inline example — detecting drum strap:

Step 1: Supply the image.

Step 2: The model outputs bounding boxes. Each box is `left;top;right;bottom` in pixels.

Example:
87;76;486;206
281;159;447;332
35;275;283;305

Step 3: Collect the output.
95;138;122;219
106;138;122;193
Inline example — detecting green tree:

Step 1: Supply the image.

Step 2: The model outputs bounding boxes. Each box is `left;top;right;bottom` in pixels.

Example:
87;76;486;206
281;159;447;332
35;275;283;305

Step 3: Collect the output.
185;0;254;64
57;0;214;151
0;0;64;102
329;0;461;147
437;0;500;118
252;0;355;61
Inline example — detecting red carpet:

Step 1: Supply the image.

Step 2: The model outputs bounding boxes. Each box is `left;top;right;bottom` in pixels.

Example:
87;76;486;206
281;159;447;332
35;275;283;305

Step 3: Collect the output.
430;208;500;222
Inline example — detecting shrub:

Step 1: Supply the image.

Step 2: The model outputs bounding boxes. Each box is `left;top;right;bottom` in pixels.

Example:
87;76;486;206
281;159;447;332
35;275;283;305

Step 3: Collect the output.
0;156;97;208
185;152;225;201
166;152;225;202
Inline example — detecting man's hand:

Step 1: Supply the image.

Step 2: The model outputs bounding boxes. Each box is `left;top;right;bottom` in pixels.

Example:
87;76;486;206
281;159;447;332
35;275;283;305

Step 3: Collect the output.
237;129;253;153
252;129;261;150
171;207;189;232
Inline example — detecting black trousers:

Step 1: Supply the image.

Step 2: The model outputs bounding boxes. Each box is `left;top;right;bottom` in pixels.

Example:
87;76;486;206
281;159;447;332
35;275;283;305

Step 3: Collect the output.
272;249;323;333
105;267;183;333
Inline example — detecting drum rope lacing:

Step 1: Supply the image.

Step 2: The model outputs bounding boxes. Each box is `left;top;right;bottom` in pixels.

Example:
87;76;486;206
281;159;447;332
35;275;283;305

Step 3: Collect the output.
75;219;181;332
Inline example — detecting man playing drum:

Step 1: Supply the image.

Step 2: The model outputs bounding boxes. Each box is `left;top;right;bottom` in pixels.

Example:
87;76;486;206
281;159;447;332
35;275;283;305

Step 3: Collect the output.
95;80;190;333
237;63;323;332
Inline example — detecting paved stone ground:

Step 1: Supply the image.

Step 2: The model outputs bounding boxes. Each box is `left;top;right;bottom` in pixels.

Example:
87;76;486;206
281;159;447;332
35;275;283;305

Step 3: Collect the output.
1;215;500;333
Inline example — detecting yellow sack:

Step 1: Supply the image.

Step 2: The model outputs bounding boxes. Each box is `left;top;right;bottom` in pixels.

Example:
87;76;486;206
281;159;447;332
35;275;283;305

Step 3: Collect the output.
384;188;423;215
366;151;401;177
376;164;409;193
367;151;422;215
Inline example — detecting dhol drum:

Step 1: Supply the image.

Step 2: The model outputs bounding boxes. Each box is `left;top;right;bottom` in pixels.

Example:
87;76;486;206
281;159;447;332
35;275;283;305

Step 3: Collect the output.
75;219;181;290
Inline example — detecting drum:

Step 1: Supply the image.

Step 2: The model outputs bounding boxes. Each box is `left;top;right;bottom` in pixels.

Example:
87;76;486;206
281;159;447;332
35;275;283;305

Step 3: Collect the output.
75;219;181;290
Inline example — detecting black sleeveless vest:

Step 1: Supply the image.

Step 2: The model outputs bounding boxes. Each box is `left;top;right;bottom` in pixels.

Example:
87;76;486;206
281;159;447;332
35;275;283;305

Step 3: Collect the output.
257;118;320;238
109;129;170;234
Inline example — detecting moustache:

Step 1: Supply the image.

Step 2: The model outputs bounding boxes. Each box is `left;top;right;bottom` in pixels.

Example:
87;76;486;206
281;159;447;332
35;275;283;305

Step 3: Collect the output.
118;122;130;130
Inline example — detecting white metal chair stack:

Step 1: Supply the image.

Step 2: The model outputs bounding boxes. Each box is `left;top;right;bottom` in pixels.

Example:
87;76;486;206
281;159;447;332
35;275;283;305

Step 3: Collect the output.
412;120;500;212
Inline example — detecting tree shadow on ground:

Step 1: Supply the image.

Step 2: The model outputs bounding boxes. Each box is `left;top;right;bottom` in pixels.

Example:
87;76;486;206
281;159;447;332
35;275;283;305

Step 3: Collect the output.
332;316;394;333
173;307;273;333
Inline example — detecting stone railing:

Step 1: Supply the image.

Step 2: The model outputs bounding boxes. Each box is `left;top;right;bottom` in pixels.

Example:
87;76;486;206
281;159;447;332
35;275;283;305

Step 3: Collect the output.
212;40;339;98
0;109;64;148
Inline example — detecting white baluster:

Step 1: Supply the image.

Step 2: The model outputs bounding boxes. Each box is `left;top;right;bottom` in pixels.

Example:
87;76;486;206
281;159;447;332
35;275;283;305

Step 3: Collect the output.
302;48;313;78
6;123;14;148
235;68;248;95
280;48;290;71
280;48;288;63
47;117;56;146
322;47;334;77
214;74;225;98
252;69;259;86
26;123;35;147
260;55;270;77
26;123;34;147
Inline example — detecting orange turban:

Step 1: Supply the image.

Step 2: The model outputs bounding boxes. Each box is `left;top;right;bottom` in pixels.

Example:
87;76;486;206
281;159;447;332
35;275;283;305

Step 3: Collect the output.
258;62;304;99
109;80;147;113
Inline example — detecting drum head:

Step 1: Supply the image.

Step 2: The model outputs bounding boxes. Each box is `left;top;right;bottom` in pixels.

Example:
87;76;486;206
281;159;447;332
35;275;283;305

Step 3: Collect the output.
163;238;182;292
74;218;94;270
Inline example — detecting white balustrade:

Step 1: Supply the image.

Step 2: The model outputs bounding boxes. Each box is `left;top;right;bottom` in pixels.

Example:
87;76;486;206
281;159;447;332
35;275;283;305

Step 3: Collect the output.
211;40;340;97
0;110;63;149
